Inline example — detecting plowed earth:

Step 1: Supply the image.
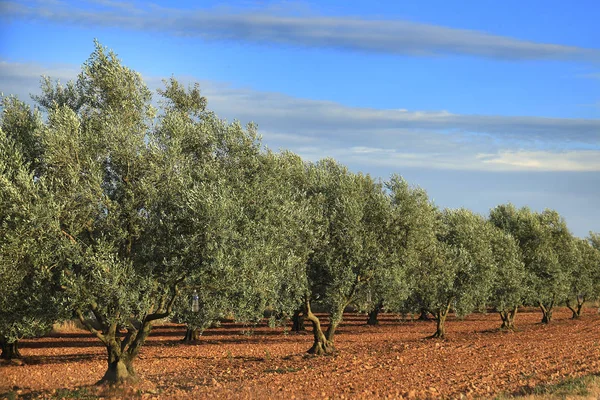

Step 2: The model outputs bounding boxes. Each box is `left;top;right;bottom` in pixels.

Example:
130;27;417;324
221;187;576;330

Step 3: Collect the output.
1;308;599;399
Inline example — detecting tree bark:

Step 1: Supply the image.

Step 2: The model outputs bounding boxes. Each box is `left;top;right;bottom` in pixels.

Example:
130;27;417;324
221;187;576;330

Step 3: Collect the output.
0;339;22;360
326;318;339;343
182;327;201;342
499;306;518;330
539;300;554;324
418;308;432;321
566;297;585;319
291;308;305;332
431;303;451;339
366;301;383;325
432;313;446;338
99;342;137;384
304;299;334;355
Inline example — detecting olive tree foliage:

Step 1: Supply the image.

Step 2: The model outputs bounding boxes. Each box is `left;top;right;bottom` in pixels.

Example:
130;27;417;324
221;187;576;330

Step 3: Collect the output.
490;204;572;323
589;232;600;251
0;114;65;359
257;151;324;323
486;225;527;330
413;209;496;338
302;159;390;354
0;96;44;173
140;77;233;343
565;238;600;318
361;175;435;325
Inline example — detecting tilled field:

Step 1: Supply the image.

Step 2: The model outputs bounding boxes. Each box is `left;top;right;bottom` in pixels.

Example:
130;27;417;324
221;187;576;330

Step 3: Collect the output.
1;308;599;399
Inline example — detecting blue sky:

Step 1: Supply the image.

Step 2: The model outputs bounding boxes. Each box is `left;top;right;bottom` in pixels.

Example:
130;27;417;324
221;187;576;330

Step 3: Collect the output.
1;0;599;236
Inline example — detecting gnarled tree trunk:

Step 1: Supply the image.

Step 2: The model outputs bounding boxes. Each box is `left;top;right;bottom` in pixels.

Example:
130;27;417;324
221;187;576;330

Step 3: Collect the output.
182;327;201;342
304;299;335;355
367;300;383;325
566;296;585;319
76;284;180;385
499;306;518;330
431;303;451;339
100;344;137;384
539;299;554;324
0;339;22;360
291;308;305;332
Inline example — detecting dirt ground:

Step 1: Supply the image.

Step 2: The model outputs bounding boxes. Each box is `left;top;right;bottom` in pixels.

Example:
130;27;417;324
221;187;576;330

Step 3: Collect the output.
1;307;599;399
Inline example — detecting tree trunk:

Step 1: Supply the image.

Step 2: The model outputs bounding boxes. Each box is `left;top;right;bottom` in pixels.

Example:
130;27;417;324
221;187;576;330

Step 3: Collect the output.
566;297;585;319
99;344;138;384
431;303;451;339
304;299;335;355
418;308;432;321
0;340;22;360
326;318;339;343
76;285;181;386
182;327;201;342
366;301;383;325
577;298;585;318
291;308;305;332
499;306;518;330
539;302;554;324
432;313;446;338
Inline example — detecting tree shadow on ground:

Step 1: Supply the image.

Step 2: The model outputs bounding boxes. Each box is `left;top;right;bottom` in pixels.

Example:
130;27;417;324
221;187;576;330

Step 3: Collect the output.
6;352;102;367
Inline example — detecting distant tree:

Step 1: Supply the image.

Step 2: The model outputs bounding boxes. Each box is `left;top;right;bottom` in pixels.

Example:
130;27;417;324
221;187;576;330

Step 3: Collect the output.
486;225;527;330
303;160;390;354
362;175;435;326
413;209;495;338
490;204;572;323
534;209;574;323
565;238;600;318
178;148;319;341
174;287;229;342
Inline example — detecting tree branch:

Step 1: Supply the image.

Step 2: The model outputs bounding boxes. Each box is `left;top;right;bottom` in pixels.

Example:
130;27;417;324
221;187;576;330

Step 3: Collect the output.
76;309;106;344
145;279;182;322
61;230;77;244
121;327;138;353
90;301;106;329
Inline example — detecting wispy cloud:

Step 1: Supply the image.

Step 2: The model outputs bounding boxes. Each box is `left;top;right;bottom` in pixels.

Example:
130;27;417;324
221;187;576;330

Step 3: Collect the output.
2;0;600;61
292;143;600;172
1;59;599;172
578;72;600;79
476;150;600;171
204;86;600;145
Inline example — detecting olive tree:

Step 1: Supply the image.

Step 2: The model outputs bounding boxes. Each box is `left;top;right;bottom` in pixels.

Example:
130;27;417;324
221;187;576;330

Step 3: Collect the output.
302;159;390;354
490;204;572;323
487;225;527;330
22;43;245;383
412;209;495;338
565;238;600;318
362;175;435;325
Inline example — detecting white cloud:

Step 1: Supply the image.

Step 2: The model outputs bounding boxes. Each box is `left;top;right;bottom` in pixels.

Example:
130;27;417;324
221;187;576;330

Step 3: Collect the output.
1;59;599;172
2;0;600;61
477;150;600;171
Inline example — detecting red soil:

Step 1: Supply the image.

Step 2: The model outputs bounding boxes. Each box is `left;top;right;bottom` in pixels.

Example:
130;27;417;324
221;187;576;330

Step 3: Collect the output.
1;307;599;399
